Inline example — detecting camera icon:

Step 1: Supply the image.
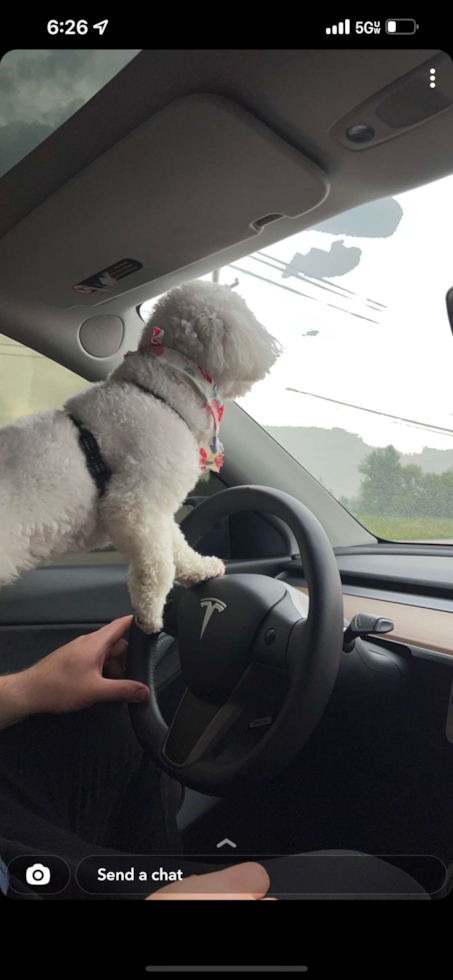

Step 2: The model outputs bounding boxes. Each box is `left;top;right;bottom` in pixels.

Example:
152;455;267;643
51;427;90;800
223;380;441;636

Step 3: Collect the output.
25;863;51;886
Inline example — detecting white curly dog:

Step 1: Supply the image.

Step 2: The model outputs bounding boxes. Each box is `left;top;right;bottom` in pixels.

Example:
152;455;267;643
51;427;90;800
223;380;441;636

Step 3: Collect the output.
0;280;280;633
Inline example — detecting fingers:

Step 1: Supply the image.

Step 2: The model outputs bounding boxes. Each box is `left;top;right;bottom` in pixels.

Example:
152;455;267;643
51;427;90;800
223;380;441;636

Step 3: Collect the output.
147;863;271;900
104;639;128;678
87;616;134;654
96;677;150;704
217;862;271;899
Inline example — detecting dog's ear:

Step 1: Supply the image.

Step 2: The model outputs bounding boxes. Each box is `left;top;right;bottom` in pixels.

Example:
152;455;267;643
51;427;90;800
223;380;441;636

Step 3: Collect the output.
204;299;282;399
141;280;282;400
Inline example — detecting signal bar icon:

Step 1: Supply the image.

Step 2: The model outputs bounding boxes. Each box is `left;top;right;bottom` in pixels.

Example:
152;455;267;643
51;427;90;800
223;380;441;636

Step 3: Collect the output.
326;19;350;34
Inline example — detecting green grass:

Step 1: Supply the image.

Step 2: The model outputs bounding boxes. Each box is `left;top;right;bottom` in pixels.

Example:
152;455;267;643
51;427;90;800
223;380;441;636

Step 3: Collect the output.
353;515;453;542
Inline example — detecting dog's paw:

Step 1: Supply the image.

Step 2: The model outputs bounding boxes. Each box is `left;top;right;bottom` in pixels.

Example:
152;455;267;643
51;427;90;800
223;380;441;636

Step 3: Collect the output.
200;556;226;581
178;556;225;587
134;612;164;635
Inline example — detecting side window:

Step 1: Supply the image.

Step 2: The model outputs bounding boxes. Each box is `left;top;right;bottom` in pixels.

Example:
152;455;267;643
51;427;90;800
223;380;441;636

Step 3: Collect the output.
0;333;86;428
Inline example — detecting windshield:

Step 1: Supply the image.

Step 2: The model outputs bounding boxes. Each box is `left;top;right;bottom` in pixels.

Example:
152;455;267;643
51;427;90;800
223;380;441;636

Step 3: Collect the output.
145;174;453;543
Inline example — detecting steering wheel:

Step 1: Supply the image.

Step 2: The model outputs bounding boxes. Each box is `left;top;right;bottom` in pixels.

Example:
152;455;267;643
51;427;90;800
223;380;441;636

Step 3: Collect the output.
126;486;344;796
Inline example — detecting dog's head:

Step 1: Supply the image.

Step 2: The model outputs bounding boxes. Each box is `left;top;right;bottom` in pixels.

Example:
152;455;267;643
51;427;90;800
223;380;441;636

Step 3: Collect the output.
139;279;281;399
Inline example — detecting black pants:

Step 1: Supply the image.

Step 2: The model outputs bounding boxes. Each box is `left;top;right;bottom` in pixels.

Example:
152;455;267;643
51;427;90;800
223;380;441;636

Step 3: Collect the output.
0;699;431;900
0;700;182;899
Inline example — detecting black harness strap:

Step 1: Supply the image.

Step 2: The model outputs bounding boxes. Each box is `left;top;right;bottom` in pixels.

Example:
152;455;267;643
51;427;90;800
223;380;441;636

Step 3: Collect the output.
68;385;190;498
68;414;112;498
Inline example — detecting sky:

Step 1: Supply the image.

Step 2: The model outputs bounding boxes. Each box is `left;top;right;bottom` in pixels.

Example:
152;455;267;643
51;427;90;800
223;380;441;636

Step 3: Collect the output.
219;174;453;460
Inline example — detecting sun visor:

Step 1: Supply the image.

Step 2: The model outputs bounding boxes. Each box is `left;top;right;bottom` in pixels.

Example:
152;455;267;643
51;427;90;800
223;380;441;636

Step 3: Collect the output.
0;95;328;309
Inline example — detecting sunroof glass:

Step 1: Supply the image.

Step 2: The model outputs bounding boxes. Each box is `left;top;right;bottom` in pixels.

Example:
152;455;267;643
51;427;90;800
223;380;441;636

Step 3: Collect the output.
0;49;141;179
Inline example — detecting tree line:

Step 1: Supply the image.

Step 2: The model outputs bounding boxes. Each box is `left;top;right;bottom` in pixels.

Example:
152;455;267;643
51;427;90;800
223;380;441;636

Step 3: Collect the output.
339;445;453;519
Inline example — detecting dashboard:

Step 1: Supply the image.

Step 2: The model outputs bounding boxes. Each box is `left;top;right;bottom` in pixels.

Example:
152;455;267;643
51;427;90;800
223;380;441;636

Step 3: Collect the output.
2;548;453;668
279;547;453;665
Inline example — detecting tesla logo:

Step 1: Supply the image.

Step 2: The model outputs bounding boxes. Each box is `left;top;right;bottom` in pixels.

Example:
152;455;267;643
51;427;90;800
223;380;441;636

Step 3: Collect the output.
199;598;227;639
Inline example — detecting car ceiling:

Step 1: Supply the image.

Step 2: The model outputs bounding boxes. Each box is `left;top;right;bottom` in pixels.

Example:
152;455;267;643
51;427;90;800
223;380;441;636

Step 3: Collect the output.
0;47;452;380
1;48;451;242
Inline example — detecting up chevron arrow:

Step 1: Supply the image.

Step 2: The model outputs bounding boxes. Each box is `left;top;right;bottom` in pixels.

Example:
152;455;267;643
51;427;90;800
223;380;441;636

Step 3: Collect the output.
216;838;237;849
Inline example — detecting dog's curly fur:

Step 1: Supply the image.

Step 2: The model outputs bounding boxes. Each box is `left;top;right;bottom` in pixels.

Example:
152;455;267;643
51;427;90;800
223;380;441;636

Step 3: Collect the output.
0;280;280;632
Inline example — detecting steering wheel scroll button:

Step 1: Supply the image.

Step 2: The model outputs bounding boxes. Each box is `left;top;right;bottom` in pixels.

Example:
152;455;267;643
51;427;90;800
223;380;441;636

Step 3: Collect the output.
252;589;303;668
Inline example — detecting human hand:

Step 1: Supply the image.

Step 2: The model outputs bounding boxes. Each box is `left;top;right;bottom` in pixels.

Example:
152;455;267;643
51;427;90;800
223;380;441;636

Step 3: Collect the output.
146;862;276;900
10;616;149;720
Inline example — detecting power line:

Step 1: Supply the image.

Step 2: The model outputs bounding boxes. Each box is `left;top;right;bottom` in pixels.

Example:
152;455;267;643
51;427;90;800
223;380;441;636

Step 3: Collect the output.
253;253;350;299
255;251;386;309
286;387;453;438
258;252;387;310
229;264;380;323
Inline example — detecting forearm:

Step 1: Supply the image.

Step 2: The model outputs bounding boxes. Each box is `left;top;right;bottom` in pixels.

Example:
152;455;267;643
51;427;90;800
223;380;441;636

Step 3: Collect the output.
0;672;37;730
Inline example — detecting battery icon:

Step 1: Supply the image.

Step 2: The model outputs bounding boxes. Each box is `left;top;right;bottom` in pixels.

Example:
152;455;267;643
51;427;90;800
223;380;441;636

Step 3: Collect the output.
386;19;419;34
